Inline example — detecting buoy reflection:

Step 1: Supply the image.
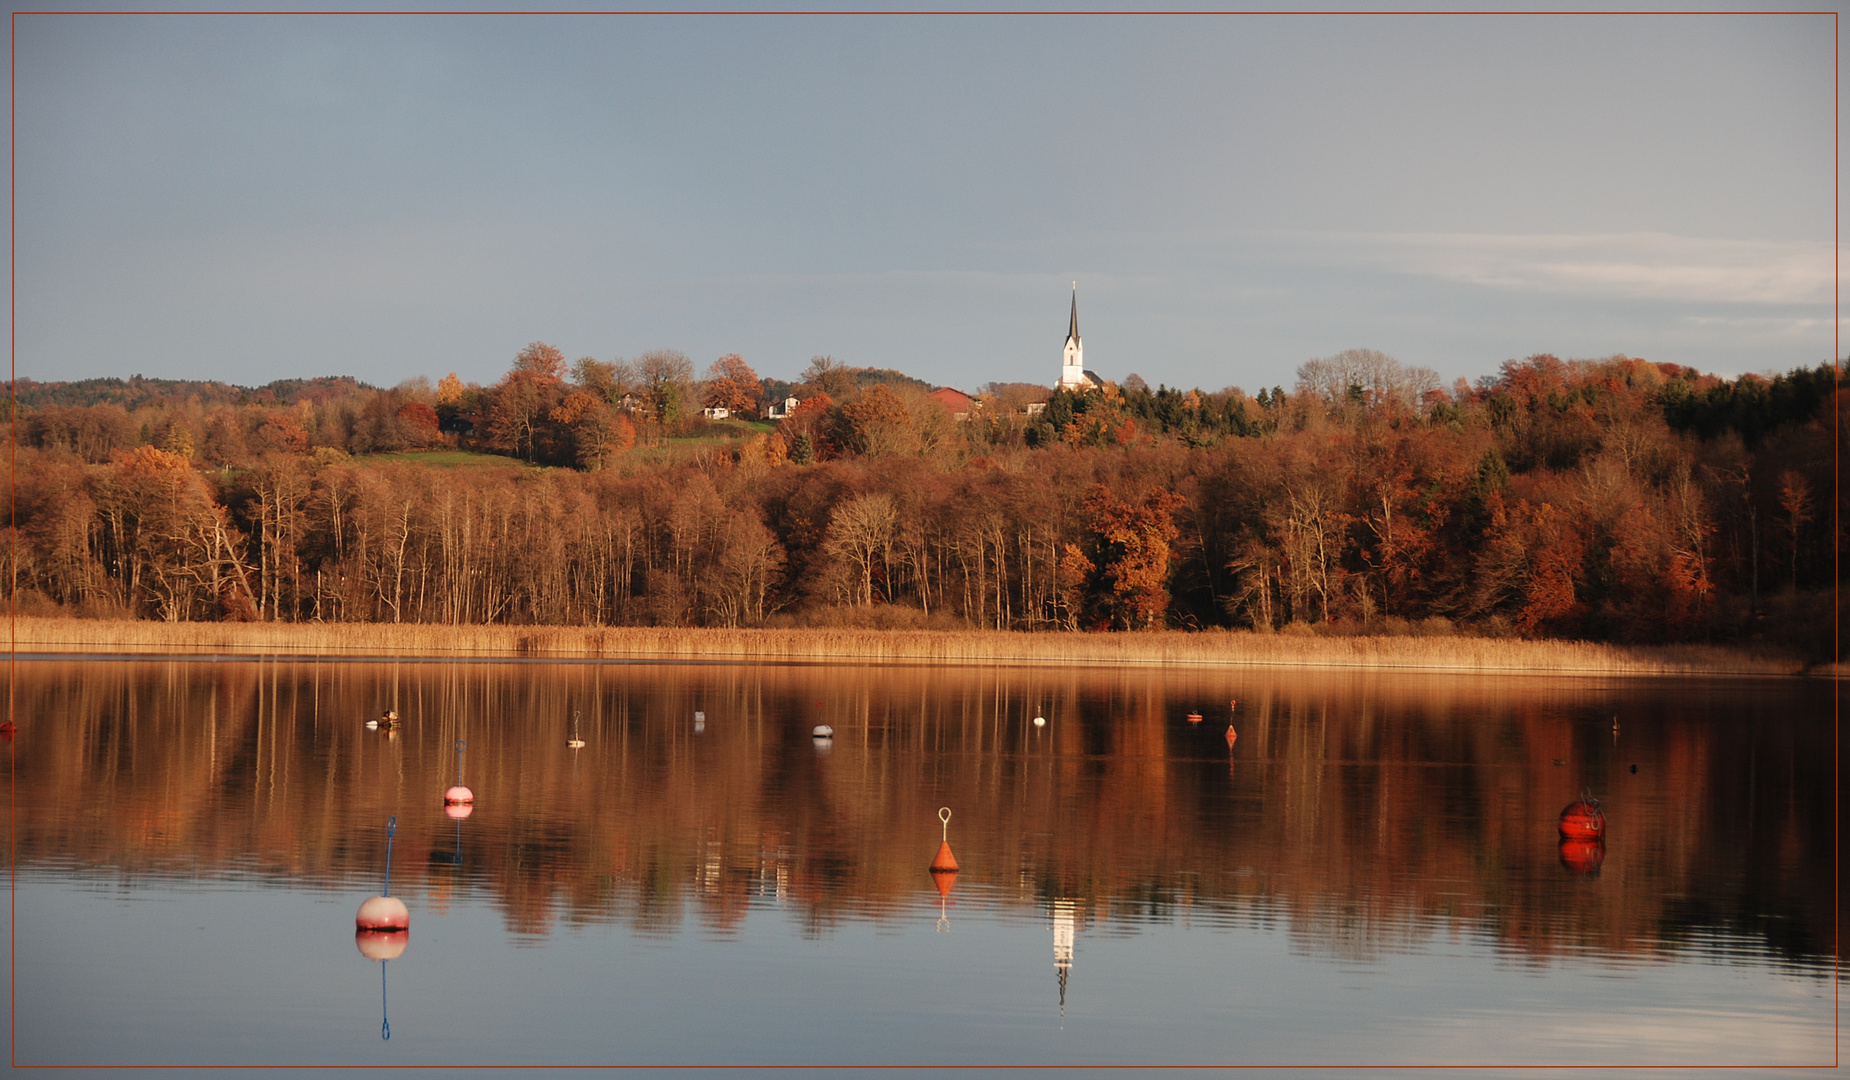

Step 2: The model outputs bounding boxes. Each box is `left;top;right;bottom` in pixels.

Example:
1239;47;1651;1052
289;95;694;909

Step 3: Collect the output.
1051;900;1075;1020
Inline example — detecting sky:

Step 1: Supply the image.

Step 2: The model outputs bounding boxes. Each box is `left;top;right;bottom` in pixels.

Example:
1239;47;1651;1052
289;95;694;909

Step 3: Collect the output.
11;11;1839;394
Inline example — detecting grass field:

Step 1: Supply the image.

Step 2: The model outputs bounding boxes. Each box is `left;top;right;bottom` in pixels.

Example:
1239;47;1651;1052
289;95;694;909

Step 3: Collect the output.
364;449;532;468
6;617;1825;677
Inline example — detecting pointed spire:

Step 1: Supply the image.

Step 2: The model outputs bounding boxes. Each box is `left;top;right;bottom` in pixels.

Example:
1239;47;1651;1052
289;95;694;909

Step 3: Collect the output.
1068;283;1080;346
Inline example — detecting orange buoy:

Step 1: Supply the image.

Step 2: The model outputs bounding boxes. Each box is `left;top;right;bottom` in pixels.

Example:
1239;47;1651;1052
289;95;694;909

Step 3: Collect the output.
933;867;958;899
1558;792;1605;840
1225;725;1238;749
930;806;959;873
1557;837;1605;876
1186;712;1203;723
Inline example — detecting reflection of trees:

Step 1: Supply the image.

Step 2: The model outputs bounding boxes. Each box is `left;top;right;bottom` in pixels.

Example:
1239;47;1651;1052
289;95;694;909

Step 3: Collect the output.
6;660;1833;968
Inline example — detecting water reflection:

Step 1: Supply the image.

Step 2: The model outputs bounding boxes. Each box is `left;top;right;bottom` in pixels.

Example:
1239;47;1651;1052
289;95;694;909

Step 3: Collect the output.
4;657;1836;973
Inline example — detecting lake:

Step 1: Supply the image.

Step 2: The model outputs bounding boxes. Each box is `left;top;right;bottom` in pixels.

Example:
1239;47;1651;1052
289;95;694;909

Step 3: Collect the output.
5;656;1837;1073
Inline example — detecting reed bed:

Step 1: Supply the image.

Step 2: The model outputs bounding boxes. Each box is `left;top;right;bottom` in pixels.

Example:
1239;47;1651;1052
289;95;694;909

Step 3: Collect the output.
4;616;1820;677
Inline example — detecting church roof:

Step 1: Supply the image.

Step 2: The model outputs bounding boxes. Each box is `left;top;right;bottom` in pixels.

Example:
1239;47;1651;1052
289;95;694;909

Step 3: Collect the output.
1066;286;1080;345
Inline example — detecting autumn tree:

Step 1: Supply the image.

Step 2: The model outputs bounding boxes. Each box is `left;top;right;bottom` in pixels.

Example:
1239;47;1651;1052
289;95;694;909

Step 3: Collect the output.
487;342;569;463
703;354;762;417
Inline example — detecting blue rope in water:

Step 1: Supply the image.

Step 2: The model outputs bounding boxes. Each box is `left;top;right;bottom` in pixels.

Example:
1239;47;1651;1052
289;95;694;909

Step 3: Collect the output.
384;816;396;897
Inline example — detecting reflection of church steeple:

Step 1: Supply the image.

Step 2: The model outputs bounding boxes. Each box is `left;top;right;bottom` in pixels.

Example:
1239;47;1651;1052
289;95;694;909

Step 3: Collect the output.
1052;899;1074;1018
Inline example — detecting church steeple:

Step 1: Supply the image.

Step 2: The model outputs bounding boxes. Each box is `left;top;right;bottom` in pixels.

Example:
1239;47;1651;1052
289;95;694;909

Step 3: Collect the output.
1058;283;1094;390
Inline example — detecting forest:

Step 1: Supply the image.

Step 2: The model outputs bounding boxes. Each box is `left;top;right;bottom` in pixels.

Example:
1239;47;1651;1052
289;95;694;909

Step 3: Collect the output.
7;344;1841;657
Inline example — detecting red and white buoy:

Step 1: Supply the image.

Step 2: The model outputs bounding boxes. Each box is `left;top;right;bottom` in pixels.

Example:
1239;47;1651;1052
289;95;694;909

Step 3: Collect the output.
356;816;409;931
443;739;473;807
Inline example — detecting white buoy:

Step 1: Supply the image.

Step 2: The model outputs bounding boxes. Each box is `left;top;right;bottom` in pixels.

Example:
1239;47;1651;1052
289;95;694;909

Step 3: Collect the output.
812;725;834;739
356;817;409;931
1033;716;1046;728
694;710;706;735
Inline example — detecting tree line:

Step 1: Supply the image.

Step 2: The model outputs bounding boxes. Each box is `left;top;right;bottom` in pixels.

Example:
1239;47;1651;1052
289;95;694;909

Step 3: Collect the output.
7;346;1841;655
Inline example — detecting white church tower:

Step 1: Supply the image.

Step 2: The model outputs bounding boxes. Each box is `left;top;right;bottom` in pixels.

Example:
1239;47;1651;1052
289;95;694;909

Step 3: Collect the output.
1058;283;1099;391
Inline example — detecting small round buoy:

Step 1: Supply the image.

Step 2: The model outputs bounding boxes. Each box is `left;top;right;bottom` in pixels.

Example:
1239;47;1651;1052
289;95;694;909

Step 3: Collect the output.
444;785;474;806
1225;725;1238;749
357;895;409;931
1186;712;1203;723
1558;795;1605;840
1033;716;1046;728
930;807;959;873
355;928;408;961
812;725;834;739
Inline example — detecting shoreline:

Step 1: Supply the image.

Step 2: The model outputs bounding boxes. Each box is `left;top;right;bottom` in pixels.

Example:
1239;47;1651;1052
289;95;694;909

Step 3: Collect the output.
4;617;1830;678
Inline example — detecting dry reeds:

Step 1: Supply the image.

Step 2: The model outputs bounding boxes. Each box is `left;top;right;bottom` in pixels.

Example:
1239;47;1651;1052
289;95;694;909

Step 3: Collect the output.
4;616;1819;677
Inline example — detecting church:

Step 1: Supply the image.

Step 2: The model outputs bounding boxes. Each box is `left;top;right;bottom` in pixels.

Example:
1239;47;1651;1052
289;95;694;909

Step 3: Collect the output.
1058;284;1102;391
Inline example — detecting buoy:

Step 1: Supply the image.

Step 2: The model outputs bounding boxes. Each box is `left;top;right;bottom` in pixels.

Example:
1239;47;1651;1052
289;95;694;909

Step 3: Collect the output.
1558;837;1605;876
812;725;834;739
0;720;15;739
1558;792;1605;840
1033;715;1046;728
445;740;473;805
356;897;410;932
357;816;409;931
1186;712;1203;723
444;802;474;821
930;807;959;873
1225;725;1238;749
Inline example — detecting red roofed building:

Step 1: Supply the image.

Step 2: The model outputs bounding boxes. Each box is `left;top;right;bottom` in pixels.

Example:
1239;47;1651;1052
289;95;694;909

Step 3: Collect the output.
928;387;978;421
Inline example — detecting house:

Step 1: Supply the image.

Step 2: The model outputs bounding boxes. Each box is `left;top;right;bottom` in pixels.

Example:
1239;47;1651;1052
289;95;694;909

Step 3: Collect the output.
765;396;801;420
701;406;731;420
928;387;978;422
1025;402;1047;417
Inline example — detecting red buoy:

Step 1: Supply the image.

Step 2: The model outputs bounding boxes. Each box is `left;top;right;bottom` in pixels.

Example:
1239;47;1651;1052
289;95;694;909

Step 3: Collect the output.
1225;725;1238;749
1558;794;1605;840
1186;712;1203;723
930;807;959;873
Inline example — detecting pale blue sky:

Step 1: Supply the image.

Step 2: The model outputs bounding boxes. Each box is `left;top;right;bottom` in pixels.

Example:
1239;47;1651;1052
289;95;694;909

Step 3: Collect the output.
12;12;1838;392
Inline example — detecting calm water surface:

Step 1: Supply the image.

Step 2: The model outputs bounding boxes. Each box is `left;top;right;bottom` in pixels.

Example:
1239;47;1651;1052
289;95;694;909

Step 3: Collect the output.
5;657;1838;1074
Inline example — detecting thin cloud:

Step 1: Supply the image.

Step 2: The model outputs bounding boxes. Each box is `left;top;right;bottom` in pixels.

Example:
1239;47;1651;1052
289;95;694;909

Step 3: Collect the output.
1291;232;1832;306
